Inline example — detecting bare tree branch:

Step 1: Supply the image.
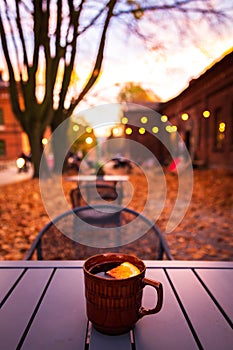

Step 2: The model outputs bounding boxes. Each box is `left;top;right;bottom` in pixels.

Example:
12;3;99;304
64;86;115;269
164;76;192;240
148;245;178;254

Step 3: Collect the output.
68;0;118;113
57;2;81;113
77;1;108;35
0;6;24;126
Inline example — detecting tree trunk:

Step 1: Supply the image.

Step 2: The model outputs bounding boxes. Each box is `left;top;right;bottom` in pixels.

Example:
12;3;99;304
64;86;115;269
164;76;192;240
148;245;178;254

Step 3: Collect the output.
28;127;50;178
51;117;69;174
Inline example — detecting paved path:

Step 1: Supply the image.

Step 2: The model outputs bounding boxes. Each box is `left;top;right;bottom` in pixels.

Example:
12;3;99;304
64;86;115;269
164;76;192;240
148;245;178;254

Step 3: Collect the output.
0;164;33;186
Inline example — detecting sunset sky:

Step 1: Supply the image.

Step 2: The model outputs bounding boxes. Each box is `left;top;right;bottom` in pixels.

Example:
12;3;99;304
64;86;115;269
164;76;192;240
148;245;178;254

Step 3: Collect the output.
74;1;233;126
77;29;233;107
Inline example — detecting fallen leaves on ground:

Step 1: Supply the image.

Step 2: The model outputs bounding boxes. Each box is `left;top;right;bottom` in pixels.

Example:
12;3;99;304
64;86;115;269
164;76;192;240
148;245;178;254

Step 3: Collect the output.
0;168;232;261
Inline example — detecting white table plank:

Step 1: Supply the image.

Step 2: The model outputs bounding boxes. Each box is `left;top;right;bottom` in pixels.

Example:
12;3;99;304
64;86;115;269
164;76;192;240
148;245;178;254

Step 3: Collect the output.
0;268;25;305
195;269;233;323
0;268;53;350
65;175;129;182
0;262;232;350
167;269;233;350
134;269;199;350
89;327;132;350
21;268;87;350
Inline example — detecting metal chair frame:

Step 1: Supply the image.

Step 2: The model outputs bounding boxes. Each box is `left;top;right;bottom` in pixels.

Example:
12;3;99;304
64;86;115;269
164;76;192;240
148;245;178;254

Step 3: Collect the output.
25;204;174;261
70;182;122;208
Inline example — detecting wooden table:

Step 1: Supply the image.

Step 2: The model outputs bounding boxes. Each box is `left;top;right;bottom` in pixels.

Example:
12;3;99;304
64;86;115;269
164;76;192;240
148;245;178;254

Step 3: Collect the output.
0;261;232;350
65;175;129;205
65;174;129;183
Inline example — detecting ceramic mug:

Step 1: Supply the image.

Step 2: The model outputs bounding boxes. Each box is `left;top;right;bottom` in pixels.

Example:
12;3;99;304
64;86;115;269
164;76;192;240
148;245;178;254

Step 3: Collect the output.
83;253;163;335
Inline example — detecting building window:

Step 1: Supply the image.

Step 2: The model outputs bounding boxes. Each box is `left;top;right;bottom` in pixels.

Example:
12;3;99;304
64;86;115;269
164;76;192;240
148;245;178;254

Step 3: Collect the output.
0;108;4;125
214;107;226;151
0;140;6;156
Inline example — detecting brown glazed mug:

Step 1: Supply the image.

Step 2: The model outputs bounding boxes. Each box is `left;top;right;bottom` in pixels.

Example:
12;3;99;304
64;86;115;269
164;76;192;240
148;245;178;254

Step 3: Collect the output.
83;253;163;335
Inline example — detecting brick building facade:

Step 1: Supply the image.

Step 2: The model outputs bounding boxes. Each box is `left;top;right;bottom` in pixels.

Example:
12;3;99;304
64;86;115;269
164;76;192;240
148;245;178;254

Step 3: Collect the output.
0;76;25;161
160;49;233;169
121;49;233;169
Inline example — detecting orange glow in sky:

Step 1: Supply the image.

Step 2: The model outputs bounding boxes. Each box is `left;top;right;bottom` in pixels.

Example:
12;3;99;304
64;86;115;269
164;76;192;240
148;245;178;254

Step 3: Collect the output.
76;18;233;115
75;32;233;130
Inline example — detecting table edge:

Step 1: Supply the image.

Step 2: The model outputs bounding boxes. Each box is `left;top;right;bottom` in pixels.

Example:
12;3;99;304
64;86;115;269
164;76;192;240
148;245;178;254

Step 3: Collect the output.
0;260;232;269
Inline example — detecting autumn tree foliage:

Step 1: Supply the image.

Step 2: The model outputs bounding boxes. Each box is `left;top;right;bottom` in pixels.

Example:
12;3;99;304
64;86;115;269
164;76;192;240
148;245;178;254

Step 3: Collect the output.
118;82;161;103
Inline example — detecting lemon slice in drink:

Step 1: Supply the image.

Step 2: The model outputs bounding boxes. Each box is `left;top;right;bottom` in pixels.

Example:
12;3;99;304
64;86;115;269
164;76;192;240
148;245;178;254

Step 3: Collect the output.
106;262;140;279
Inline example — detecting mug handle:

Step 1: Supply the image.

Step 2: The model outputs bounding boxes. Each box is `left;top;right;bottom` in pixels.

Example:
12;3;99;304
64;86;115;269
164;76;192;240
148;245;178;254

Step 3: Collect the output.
138;277;163;318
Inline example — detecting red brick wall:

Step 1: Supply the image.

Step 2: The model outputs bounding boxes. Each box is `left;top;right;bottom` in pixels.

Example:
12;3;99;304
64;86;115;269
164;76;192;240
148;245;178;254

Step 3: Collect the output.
160;50;233;169
0;85;23;160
